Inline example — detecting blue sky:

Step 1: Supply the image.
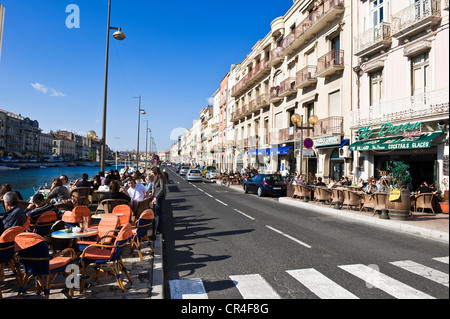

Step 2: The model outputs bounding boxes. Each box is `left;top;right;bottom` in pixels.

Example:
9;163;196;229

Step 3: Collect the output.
0;0;292;152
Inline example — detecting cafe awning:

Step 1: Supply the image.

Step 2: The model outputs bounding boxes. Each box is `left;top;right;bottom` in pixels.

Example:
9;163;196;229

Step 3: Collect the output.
350;132;443;151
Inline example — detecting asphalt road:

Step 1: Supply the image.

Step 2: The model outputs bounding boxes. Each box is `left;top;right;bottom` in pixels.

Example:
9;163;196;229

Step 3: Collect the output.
162;167;449;300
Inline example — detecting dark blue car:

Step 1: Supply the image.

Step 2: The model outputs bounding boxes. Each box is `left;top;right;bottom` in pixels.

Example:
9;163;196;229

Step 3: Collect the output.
243;174;287;197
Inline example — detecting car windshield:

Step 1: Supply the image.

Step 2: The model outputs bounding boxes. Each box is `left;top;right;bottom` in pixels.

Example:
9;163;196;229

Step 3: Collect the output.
206;166;215;170
209;170;216;173
265;175;283;182
190;170;200;173
182;166;190;169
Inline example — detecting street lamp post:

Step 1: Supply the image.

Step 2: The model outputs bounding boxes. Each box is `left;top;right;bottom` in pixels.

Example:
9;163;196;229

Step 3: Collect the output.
291;114;318;177
101;0;126;173
135;96;146;169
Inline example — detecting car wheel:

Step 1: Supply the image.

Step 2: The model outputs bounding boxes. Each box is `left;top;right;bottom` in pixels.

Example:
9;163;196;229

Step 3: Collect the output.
244;185;249;194
257;187;264;197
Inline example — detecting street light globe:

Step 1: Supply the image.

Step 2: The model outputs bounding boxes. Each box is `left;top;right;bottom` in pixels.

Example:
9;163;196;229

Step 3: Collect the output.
308;115;319;125
113;30;126;41
87;130;97;140
291;113;301;125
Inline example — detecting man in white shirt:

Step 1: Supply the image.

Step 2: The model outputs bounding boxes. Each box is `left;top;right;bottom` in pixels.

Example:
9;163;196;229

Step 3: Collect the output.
127;178;146;211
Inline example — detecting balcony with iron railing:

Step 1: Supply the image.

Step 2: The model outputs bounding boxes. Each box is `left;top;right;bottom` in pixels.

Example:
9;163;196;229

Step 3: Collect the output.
295;65;318;89
270;47;284;66
282;0;345;57
279;77;297;97
354;22;392;58
315;49;344;77
269;86;283;103
231;56;271;97
351;87;449;128
311;116;344;137
391;0;441;40
256;92;270;109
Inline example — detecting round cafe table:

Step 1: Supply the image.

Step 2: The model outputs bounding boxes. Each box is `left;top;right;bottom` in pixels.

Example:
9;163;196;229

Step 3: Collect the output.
51;228;98;239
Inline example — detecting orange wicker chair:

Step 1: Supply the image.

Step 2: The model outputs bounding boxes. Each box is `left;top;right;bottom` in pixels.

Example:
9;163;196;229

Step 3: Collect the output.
15;232;77;299
130;209;156;261
79;223;134;293
113;204;133;226
0;226;25;299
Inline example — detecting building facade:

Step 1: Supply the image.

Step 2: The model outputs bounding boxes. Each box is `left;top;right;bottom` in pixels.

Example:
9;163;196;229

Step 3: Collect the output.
350;0;449;190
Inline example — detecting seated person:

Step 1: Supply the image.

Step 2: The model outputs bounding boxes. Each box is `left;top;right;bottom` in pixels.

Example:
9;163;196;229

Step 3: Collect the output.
127;178;146;211
0;184;23;201
364;178;378;194
416;181;432;195
0;192;27;235
47;178;71;203
327;177;337;188
26;193;61;224
74;173;92;188
314;177;326;187
100;180;131;203
98;178;111;192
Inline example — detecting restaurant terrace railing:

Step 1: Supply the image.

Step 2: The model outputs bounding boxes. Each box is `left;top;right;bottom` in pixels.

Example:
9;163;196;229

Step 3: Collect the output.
391;0;441;39
354;22;392;57
351;88;449;128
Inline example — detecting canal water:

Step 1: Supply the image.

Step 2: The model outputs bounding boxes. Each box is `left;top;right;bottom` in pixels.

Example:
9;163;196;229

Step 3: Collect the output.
0;165;124;205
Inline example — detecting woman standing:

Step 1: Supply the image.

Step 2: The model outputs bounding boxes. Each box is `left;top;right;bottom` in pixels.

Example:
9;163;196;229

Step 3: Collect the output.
151;166;167;235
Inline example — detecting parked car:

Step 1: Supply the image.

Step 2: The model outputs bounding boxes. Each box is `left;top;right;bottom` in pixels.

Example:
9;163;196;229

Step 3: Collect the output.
205;170;219;180
179;166;190;176
243;174;287;197
186;169;202;182
202;165;216;177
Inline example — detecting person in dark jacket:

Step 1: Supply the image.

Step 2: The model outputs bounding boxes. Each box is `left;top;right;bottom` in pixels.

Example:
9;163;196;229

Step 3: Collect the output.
25;193;61;223
151;166;167;234
0;192;27;235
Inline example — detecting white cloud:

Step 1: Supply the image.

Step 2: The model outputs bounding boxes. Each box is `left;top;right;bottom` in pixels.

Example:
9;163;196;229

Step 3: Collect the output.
31;83;65;97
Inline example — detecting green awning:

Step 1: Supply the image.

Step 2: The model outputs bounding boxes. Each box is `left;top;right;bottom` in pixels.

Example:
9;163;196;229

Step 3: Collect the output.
350;132;443;151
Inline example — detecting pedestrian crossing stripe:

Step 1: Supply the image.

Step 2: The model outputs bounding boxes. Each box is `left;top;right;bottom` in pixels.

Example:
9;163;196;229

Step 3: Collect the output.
338;264;435;299
287;268;359;299
390;260;449;287
229;274;281;299
169;257;448;299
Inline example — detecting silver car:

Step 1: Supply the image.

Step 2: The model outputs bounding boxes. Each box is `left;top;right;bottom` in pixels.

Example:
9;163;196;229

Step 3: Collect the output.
186;169;203;182
179;166;190;176
205;170;219;180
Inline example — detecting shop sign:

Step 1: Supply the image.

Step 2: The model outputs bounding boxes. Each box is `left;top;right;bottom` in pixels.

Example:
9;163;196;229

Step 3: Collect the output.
357;121;422;140
389;189;401;201
313;135;341;147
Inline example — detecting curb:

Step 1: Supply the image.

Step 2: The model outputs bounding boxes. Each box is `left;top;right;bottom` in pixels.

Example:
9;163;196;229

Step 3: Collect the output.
279;197;449;244
151;234;164;299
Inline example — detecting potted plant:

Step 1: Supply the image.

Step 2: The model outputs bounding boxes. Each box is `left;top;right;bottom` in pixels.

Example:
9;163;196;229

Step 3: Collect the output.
438;177;449;214
385;161;412;220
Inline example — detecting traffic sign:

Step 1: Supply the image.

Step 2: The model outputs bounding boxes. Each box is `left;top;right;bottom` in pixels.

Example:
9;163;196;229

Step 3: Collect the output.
304;138;314;149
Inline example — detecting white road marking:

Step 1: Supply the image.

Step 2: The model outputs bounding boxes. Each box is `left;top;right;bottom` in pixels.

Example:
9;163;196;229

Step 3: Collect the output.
287;268;359;299
233;209;255;221
339;264;435;299
433;257;449;264
230;274;281;299
215;199;228;206
265;225;311;249
390;260;449;287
